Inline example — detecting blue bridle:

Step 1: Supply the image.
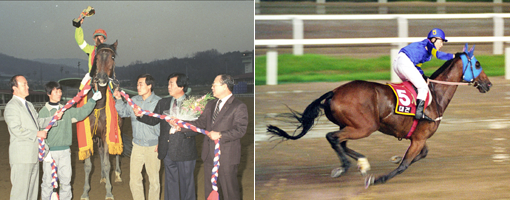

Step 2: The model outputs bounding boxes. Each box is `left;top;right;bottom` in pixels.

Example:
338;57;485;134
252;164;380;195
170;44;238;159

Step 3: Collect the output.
459;44;482;82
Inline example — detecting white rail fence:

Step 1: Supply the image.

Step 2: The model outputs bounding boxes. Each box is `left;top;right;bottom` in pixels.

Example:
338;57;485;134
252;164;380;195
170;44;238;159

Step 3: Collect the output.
255;14;510;85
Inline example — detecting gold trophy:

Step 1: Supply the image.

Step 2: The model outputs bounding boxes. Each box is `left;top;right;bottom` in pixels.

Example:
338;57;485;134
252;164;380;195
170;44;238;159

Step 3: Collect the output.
72;6;95;28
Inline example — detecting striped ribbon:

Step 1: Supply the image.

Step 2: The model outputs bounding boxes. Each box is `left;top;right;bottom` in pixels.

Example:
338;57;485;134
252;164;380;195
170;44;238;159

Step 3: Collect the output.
37;84;92;199
119;90;221;200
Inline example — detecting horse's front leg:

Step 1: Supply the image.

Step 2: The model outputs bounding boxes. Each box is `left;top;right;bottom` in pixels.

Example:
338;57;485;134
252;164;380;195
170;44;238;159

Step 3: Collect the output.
98;141;107;184
103;141;114;200
80;157;92;200
366;139;426;187
115;155;122;182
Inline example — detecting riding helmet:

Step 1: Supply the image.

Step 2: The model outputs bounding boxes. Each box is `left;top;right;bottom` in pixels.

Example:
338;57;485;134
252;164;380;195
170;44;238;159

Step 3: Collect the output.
427;28;447;42
93;29;107;40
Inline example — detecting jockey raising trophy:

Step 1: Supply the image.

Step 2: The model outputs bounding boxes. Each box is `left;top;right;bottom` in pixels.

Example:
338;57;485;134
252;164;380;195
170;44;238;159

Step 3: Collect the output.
72;6;95;28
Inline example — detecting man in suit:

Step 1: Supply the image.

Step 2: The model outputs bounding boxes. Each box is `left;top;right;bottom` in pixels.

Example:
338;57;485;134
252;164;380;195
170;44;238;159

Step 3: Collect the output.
136;73;198;200
5;75;62;200
179;74;249;200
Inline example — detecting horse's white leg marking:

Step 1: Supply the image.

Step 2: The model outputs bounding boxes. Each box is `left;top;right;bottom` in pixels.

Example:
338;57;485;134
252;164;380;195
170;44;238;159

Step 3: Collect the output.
357;157;371;175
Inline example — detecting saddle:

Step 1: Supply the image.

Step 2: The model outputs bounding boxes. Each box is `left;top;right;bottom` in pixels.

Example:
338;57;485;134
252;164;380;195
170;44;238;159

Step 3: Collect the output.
387;81;431;117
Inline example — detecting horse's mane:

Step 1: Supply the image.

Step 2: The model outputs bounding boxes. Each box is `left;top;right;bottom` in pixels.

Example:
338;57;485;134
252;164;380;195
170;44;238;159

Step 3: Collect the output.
90;43;117;78
430;52;466;79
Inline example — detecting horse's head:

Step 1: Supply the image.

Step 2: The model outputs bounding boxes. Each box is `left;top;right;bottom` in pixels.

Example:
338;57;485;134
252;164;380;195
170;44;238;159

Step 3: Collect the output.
91;39;118;88
460;43;492;93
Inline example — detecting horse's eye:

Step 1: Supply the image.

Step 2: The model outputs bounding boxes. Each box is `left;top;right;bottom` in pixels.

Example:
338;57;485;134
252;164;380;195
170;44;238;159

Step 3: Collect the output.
475;61;481;69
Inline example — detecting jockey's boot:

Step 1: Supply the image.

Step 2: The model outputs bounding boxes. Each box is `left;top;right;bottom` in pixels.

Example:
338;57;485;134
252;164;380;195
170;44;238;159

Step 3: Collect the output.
414;99;431;120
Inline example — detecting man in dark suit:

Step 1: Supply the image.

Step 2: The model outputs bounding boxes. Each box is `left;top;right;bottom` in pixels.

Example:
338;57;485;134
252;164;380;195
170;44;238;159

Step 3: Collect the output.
181;74;249;200
5;75;62;200
136;73;198;200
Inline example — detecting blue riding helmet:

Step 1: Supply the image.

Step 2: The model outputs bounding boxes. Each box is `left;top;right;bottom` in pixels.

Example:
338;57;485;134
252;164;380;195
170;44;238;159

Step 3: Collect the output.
428;28;448;42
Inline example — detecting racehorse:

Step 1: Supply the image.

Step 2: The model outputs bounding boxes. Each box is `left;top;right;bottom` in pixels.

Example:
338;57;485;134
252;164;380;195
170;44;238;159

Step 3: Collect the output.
80;39;123;200
267;44;492;188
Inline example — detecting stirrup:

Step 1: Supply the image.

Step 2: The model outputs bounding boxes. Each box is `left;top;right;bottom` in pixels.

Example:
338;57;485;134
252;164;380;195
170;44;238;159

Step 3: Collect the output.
419;114;435;122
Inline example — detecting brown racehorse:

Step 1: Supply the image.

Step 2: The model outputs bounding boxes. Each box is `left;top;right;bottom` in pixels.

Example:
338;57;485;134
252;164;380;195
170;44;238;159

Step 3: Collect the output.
80;40;123;200
267;44;492;188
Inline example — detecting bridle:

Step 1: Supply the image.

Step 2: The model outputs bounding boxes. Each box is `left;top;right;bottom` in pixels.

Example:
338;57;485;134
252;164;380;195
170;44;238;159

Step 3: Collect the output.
426;53;480;87
91;45;118;93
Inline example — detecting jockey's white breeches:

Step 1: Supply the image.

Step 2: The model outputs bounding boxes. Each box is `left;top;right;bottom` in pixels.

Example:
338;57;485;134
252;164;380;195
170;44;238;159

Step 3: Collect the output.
393;52;429;100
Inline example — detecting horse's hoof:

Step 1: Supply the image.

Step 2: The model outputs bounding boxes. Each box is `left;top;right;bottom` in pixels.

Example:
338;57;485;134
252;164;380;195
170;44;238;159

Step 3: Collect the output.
357;158;371;176
100;177;106;184
364;174;375;189
390;156;402;164
106;197;114;200
81;197;90;200
115;171;122;182
330;167;345;178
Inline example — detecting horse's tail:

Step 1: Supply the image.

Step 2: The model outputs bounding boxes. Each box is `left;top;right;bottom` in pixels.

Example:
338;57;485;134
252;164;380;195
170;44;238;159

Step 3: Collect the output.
267;91;335;140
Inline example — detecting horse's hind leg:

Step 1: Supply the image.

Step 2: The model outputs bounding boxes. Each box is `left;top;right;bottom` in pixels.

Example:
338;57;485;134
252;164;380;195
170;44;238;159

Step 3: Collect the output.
81;157;92;200
326;126;375;177
115;155;122;182
326;130;351;177
340;141;371;175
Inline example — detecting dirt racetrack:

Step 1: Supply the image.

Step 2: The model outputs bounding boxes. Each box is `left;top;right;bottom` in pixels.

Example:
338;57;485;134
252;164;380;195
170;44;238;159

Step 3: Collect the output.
255;76;510;200
0;97;254;200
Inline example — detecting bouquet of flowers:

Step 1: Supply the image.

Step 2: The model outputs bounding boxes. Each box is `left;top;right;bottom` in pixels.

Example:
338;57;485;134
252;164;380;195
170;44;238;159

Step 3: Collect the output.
175;93;216;121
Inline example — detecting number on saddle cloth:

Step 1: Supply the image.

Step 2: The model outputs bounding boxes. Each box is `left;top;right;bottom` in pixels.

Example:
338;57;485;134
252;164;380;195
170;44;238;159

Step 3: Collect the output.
387;81;431;116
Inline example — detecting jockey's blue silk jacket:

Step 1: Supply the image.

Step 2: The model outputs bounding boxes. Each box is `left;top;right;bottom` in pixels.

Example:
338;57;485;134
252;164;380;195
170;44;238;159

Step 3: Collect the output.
399;39;454;74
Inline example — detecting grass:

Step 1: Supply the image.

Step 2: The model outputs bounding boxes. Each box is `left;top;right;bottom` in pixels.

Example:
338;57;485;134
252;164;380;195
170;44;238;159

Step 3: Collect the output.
255;54;505;85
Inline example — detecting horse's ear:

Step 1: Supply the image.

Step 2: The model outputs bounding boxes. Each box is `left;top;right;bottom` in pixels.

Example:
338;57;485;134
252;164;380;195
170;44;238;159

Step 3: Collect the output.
113;40;118;51
463;43;468;52
469;44;475;57
96;37;101;45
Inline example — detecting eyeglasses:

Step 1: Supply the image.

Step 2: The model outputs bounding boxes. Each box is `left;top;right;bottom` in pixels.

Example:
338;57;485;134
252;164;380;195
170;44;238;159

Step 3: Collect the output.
211;83;223;87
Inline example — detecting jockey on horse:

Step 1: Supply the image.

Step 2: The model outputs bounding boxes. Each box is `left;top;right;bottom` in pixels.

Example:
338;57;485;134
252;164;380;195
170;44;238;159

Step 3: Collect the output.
73;6;108;89
393;28;455;120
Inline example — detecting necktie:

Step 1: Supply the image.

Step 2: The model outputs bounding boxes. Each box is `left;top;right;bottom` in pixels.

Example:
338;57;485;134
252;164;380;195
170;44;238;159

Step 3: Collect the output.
25;101;37;126
212;100;222;124
171;99;178;115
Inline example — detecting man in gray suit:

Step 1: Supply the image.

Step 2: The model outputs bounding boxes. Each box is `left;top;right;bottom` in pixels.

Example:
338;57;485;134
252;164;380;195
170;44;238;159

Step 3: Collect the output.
5;75;62;200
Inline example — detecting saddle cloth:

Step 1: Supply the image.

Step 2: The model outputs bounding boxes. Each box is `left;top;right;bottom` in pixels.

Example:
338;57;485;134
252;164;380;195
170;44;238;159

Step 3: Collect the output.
387;81;431;116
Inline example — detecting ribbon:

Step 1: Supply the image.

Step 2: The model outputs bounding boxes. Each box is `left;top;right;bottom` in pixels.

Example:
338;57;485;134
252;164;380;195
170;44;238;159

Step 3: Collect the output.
37;84;92;200
119;90;221;200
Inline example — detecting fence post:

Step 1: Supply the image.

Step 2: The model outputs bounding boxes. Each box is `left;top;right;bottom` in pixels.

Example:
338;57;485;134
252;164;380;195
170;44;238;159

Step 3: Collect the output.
293;18;304;55
505;47;510;80
436;0;446;13
393;17;407;83
397;17;408;49
391;48;401;83
494;16;504;55
266;46;278;85
316;0;326;13
378;0;388;14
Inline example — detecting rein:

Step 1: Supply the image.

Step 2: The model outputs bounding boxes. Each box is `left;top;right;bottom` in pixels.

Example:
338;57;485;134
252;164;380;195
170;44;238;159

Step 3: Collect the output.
427;79;471;86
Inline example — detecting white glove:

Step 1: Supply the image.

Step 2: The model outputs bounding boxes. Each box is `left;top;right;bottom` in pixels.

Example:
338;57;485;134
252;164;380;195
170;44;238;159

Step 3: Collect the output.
81;73;91;86
44;152;53;163
91;91;102;101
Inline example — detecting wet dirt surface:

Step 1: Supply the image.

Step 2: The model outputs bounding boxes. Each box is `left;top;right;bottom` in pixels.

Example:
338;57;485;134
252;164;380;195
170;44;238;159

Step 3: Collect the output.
255;77;510;200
